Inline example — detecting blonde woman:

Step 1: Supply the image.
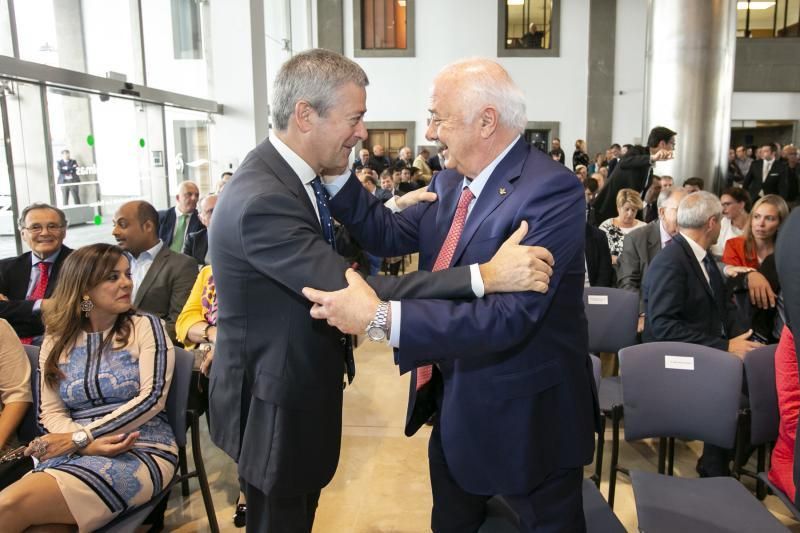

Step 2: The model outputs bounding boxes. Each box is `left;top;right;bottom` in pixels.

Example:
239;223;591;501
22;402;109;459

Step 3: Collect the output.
598;188;646;263
0;244;176;532
723;194;789;269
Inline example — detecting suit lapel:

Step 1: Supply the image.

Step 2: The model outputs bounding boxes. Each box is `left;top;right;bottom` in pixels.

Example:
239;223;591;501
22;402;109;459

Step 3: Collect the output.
450;138;528;266
646;223;661;260
9;252;33;299
675;234;713;299
44;246;72;298
433;173;464;257
257;139;320;227
135;246;169;307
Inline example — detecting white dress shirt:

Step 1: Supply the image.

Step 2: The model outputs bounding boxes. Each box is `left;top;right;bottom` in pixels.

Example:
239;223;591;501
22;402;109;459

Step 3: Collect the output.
129;240;163;301
270;133;329;223
680;232;710;284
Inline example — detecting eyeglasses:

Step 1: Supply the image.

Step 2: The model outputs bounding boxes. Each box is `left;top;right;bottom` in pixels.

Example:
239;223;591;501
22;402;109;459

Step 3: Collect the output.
23;223;65;234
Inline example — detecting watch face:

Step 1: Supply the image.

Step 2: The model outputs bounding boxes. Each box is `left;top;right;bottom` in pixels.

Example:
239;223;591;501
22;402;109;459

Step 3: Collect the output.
367;326;386;342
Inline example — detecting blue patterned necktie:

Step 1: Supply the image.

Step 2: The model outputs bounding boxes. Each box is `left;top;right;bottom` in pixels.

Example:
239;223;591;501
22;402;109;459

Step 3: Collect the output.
310;176;354;382
310;177;337;251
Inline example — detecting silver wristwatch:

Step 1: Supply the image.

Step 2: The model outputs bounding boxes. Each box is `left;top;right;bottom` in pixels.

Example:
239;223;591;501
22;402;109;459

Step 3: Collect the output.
366;301;390;342
71;429;90;449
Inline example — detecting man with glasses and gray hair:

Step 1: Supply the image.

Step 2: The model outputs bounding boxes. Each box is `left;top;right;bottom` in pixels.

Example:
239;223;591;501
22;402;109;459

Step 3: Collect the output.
0;203;72;344
643;190;762;477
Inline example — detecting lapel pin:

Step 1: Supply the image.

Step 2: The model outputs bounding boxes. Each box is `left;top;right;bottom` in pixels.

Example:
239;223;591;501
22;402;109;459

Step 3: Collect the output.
499;188;507;195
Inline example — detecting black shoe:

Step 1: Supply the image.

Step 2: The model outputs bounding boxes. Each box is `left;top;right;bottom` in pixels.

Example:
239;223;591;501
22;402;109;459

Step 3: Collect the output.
233;501;247;528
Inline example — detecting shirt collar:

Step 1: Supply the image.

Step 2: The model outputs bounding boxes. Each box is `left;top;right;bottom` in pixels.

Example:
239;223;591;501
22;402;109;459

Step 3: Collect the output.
174;205;192;218
658;220;672;247
270;133;318;185
31;247;62;266
461;136;520;198
679;231;708;263
133;240;163;261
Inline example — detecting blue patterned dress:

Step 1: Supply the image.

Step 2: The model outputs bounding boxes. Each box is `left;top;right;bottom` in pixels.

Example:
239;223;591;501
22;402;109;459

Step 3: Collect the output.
33;313;177;532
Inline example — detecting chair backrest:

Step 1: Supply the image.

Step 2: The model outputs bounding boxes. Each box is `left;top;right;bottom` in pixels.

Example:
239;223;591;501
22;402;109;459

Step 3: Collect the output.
744;344;779;446
16;345;41;442
583;287;639;353
620;342;743;448
590;354;601;390
168;347;194;448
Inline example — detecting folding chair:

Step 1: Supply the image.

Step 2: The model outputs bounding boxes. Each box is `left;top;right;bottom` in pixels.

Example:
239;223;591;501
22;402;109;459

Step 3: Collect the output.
583;287;639;492
615;341;786;532
735;344;778;499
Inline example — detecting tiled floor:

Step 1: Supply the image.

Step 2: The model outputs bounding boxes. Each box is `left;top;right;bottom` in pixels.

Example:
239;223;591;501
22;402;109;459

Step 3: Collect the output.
162;336;800;532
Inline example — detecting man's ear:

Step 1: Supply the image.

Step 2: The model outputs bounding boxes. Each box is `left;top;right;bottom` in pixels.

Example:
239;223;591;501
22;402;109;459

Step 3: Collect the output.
479;106;499;138
294;101;315;133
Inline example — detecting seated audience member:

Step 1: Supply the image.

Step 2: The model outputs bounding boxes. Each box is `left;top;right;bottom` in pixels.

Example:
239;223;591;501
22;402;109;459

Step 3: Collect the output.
591;171;605;191
413;148;433;182
618;188;687;329
360;169;393;202
643;192;761;477
395;146;413;169
584;177;600;225
379;170;397;198
428;149;446;174
573;139;590;171
183;194;218;266
710;187;751;259
585;222;613;287
216;171;233;193
391;167;405;196
112;201;197;343
175;266;247;527
0;203;72;344
574;165;588;183
588;152;606;175
683;176;704;193
368;145;392;174
397;166;422;194
352;148;371;172
158;180;204;253
0;243;176;532
722;194;788;270
659;175;674;190
598;188;647;264
769;208;800;502
0;319;32;490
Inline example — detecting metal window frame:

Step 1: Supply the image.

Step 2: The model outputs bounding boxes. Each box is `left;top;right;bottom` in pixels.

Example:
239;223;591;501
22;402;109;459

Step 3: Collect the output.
353;0;415;58
497;0;561;58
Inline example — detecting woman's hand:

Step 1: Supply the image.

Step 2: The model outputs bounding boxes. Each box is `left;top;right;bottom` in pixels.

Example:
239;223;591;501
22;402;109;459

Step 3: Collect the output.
80;432;140;457
200;345;215;377
24;433;76;461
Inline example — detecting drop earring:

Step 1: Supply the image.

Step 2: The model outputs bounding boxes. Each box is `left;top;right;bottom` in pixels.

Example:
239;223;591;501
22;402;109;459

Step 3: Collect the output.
80;295;94;317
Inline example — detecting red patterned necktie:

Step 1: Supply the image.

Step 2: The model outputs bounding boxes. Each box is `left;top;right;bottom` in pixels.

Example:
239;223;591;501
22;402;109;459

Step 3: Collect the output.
20;262;50;345
416;186;475;390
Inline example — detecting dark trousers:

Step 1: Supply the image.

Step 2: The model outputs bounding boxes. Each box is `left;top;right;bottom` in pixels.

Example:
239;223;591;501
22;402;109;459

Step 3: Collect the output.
61;183;81;205
245;482;320;533
428;423;585;533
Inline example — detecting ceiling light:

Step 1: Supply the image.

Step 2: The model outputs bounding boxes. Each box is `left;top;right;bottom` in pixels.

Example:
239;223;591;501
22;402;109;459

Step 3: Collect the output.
737;1;776;9
507;0;525;5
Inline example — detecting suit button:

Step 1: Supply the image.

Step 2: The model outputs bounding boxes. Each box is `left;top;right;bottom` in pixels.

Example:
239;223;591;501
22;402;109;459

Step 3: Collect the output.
340;337;347;345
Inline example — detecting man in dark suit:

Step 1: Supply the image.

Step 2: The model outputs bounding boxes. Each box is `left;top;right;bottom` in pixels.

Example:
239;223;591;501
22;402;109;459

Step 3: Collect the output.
642;191;761;476
428;149;446;173
305;58;598;531
56;150;81;206
112;201;197;343
593;126;676;223
208;49;554;533
368;144;392;174
744;142;791;201
351;148;371;172
0;203;72;344
183;194;217;266
606;143;621;176
158;180;204;253
618;188;686;328
585;222;613;287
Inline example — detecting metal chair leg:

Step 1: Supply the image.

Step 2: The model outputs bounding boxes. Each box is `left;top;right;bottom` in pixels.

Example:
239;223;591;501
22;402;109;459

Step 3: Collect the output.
756;445;768;500
608;406;622;509
592;412;608;487
667;437;675;476
657;437;667;475
189;409;220;533
178;445;190;497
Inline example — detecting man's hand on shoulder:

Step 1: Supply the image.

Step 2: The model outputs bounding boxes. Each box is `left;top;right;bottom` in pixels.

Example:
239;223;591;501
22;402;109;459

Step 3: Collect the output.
395;186;437;211
302;269;381;335
479;221;554;294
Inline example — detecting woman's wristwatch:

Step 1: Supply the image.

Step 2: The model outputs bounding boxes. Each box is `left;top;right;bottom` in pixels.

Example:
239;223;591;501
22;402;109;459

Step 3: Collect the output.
202;323;215;343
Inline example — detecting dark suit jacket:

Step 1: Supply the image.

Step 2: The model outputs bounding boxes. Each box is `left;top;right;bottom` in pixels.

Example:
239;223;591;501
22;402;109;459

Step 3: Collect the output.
133;245;197;343
585;223;614;287
157;208;204;248
642;233;738;350
776;208;800;356
0;246;72;338
208;138;476;498
428;155;443;172
368;155;392;174
743;159;790;201
617;221;663;313
329;138;599;496
593;153;652;223
182;228;208;266
374;188;394;202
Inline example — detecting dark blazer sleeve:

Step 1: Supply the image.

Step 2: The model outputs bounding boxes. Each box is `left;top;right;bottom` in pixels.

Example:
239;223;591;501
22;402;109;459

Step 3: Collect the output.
776;209;800;349
0;256;41;337
643;253;728;351
165;255;198;342
586;224;613;287
158;209;174;246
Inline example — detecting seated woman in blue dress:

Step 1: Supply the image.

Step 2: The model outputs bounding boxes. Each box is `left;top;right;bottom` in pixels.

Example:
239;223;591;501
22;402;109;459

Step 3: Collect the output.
0;243;176;532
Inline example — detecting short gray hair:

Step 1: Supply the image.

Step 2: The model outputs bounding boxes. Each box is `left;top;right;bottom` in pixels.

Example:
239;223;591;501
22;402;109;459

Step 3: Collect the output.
18;203;67;230
439;58;528;134
677;191;721;229
271;49;369;131
657;188;686;210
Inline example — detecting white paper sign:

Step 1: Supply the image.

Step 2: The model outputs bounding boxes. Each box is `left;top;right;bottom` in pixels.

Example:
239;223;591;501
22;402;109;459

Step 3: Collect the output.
665;355;694;371
587;295;609;305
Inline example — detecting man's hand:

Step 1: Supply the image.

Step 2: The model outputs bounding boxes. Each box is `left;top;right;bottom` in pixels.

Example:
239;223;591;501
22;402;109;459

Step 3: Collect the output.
302;269;381;335
747;271;776;309
479;221;554;294
723;265;755;278
395;186;437;211
80;432;140;457
0;293;7;301
728;329;763;358
650;149;673;163
637;315;645;334
200;345;215;377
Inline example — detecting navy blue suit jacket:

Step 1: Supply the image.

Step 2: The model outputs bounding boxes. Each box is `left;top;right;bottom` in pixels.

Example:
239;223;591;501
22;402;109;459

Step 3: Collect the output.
330;138;598;495
157;208;204;248
642;233;738;350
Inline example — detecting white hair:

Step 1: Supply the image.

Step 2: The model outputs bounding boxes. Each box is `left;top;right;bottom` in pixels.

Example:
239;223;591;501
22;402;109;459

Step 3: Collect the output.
677;191;721;229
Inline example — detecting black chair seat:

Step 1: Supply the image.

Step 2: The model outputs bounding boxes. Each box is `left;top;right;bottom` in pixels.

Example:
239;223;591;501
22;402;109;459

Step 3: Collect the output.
631;470;787;533
599;376;622;412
